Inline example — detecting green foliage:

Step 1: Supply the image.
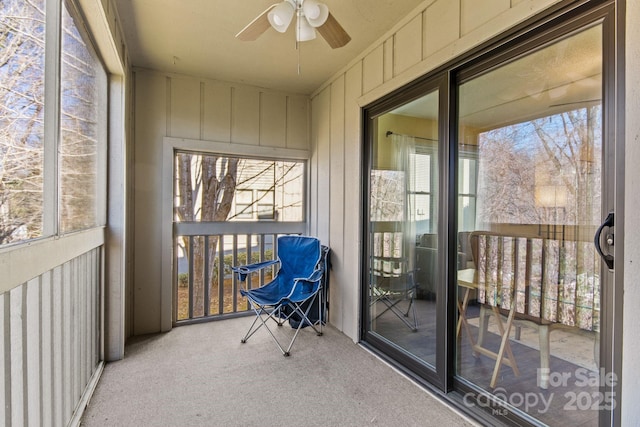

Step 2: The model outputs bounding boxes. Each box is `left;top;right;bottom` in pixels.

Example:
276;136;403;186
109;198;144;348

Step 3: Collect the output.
179;250;274;284
178;273;189;288
218;250;274;276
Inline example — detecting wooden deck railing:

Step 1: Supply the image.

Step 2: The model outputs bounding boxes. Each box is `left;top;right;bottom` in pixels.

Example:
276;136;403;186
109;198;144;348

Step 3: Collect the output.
173;222;306;324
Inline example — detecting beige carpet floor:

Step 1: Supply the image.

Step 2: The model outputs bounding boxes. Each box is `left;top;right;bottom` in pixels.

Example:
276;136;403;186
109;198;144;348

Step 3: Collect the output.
81;317;478;427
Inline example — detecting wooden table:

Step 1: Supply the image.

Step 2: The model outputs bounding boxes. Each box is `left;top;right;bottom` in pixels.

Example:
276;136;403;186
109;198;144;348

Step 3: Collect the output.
457;268;520;388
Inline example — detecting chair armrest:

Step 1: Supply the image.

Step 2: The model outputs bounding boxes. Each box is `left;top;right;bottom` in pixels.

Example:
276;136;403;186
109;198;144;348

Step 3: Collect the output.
287;269;324;302
232;259;279;282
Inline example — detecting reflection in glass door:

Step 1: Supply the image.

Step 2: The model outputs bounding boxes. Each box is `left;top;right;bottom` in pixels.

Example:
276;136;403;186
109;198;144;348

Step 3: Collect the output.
367;90;440;368
456;24;606;425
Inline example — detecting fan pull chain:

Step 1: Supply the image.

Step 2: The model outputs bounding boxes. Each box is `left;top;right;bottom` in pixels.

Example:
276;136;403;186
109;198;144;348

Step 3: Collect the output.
297;40;301;75
295;12;301;76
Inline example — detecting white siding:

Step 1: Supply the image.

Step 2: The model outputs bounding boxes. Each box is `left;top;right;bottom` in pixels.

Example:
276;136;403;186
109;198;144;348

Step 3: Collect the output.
1;248;101;426
133;70;310;334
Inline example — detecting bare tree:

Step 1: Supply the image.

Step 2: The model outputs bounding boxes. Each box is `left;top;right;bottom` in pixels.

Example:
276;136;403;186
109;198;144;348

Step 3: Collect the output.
175;153;239;316
174;153;305;317
477;123;539;225
1;0;103;244
477;106;601;229
59;5;103;232
531;105;601;226
0;0;46;244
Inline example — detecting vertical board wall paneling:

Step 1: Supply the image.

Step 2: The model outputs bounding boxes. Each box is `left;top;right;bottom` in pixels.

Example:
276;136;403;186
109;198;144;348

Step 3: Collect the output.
62;261;72;422
363;46;384;95
231;86;260;145
309;95;320;238
202;81;232;142
51;266;64;425
328;76;346;330
424;0;460;58
461;0;511;35
260;92;287;148
52;265;63;427
81;255;88;388
71;257;80;409
26;277;41;426
169;77;201;140
394;13;424;76
2;249;102;426
0;294;8;425
286;95;310;151
81;254;88;395
10;285;26;426
41;271;53;425
383;38;394;83
314;88;332;243
342;62;363;339
91;249;98;380
133;71;167;334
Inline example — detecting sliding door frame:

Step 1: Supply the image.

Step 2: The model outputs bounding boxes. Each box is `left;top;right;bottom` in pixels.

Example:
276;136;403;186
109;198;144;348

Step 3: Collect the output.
361;73;449;390
360;0;623;425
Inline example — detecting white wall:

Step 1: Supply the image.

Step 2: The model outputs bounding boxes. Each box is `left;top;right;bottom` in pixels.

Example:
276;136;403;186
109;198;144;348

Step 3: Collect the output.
132;70;310;334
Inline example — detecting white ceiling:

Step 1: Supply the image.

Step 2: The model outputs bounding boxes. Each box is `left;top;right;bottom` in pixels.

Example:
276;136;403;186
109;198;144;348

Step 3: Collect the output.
113;0;426;95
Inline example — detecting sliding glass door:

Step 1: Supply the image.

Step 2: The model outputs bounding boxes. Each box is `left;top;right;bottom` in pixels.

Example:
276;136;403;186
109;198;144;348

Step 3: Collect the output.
362;2;619;425
364;83;443;377
455;23;609;426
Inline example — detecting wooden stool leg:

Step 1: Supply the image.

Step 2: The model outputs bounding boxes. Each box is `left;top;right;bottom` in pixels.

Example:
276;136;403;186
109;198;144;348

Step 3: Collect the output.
477;305;490;348
490;306;520;388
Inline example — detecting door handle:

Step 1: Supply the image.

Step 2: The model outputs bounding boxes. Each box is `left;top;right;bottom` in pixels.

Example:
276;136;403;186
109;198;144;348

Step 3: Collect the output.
594;211;614;270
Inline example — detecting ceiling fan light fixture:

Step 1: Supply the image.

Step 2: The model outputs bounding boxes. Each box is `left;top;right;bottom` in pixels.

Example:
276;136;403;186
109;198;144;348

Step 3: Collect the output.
302;0;329;27
236;0;350;49
268;1;295;33
296;13;316;42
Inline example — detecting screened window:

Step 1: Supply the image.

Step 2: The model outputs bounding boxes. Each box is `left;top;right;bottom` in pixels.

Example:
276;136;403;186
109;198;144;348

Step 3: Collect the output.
174;151;305;223
0;0;107;246
59;1;107;232
0;0;46;244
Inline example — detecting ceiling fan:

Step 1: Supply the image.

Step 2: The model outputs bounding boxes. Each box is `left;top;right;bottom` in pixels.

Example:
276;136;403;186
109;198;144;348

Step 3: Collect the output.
236;0;351;49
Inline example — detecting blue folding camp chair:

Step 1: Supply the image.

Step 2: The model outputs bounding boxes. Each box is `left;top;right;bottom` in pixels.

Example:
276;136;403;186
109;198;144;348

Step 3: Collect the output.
232;235;330;356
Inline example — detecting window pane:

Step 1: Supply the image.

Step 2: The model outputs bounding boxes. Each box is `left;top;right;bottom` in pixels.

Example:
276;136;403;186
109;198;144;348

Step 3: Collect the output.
367;89;440;368
59;3;106;232
456;25;602;426
413;153;430;192
174;152;304;222
0;0;46;245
